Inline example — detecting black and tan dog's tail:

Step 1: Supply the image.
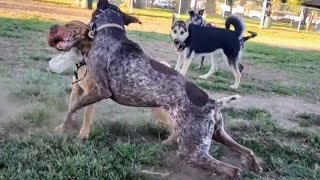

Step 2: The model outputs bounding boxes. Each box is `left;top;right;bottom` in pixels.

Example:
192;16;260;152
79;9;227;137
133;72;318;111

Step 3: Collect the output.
225;15;245;39
243;31;257;43
215;95;241;109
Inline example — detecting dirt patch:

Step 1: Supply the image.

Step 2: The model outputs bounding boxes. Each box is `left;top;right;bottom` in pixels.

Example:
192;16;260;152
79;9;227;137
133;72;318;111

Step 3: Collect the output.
209;92;320;129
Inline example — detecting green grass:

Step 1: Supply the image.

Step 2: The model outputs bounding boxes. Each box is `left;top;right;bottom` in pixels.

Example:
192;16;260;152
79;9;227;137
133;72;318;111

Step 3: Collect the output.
0;10;320;179
294;113;320;128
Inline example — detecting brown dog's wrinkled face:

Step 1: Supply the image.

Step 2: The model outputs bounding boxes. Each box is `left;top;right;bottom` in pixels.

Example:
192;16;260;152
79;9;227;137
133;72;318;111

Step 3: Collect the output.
170;20;189;52
48;20;89;51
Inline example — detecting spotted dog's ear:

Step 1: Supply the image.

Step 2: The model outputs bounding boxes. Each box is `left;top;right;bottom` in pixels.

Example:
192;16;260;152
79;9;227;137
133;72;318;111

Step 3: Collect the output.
198;9;205;16
122;12;142;25
188;10;195;17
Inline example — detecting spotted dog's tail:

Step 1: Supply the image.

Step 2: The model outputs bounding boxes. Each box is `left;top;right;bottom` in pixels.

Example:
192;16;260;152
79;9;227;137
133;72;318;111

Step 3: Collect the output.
225;15;245;39
215;95;241;108
243;31;257;43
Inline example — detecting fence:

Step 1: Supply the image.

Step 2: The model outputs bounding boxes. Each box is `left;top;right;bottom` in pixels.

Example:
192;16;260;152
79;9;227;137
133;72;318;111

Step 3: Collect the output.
120;0;320;33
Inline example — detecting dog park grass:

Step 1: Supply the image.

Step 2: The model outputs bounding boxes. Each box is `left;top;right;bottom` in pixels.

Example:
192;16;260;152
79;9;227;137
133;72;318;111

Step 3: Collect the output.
0;0;320;179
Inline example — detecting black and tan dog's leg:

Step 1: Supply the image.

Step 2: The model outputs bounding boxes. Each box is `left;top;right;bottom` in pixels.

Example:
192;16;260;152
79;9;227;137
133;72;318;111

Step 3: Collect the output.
212;127;262;173
151;108;177;145
55;77;83;135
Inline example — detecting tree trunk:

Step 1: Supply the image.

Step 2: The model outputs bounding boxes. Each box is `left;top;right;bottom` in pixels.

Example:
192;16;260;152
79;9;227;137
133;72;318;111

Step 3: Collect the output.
151;0;156;8
180;0;191;14
205;0;216;16
134;0;142;8
193;0;198;11
75;0;80;6
81;0;92;9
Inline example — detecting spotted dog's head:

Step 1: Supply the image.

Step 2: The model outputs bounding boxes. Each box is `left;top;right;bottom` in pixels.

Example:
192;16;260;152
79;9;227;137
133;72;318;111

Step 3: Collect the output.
170;15;189;52
90;0;141;30
188;9;207;26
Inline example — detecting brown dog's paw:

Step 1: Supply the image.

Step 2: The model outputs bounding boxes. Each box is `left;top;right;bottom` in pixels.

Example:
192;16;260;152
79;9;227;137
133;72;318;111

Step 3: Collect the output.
77;128;90;140
54;124;67;136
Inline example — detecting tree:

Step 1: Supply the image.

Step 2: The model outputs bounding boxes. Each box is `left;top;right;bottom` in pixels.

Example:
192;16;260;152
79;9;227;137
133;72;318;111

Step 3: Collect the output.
226;0;236;14
179;0;192;13
205;0;217;15
269;0;282;17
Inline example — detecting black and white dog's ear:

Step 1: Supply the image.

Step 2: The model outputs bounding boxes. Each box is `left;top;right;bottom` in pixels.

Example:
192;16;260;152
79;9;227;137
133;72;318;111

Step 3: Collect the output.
122;12;142;25
171;14;177;27
188;10;195;17
198;9;205;16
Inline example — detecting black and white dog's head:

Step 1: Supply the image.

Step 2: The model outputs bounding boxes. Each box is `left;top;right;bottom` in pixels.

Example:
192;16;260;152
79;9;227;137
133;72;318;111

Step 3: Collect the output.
170;15;189;52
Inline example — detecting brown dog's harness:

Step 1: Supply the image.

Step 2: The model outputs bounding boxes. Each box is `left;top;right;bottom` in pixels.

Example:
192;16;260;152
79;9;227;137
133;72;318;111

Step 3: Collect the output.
72;60;87;84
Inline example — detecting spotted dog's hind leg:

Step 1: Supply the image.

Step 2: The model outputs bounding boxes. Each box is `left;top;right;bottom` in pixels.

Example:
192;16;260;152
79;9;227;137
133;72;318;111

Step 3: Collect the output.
212;127;262;173
183;151;241;179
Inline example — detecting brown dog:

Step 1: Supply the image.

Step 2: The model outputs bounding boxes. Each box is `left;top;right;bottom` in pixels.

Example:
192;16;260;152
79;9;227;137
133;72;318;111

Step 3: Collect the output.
49;20;177;144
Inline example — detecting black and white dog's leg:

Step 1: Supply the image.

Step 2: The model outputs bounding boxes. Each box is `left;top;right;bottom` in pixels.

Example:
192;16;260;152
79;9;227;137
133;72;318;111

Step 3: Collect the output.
174;53;184;71
197;56;205;69
229;62;241;89
199;50;221;79
180;52;194;76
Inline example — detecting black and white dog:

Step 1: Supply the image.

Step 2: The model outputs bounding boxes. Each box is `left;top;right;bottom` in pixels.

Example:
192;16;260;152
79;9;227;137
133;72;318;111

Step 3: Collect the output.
171;15;246;89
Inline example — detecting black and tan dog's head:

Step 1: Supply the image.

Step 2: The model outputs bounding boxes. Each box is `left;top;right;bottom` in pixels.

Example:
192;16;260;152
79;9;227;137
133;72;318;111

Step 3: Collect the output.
170;15;189;52
48;20;90;51
188;9;206;26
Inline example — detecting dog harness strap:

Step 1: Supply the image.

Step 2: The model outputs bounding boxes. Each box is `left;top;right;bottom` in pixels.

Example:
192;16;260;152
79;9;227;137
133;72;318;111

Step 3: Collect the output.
72;60;87;84
96;23;124;31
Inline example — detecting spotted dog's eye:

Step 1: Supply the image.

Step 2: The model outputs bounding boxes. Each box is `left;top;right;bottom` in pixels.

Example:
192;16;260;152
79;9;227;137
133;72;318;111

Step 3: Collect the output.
180;31;184;35
173;30;177;34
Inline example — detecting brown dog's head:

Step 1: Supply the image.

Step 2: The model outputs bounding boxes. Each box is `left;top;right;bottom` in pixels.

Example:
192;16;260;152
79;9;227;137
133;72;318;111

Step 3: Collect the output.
48;20;90;51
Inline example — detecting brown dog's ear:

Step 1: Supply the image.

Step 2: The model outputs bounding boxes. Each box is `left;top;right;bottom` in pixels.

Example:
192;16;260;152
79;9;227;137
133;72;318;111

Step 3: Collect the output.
122;12;142;25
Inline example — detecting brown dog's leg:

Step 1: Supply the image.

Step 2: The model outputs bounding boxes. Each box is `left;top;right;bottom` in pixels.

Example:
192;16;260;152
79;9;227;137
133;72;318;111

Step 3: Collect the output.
151;108;177;145
78;104;94;139
68;77;83;111
212;128;262;173
55;78;83;134
55;87;110;135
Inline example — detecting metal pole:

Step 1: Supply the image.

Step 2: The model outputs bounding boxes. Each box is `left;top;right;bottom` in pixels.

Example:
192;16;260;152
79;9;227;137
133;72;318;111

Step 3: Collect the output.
178;0;182;18
259;0;267;28
297;6;304;32
222;0;227;18
130;0;133;13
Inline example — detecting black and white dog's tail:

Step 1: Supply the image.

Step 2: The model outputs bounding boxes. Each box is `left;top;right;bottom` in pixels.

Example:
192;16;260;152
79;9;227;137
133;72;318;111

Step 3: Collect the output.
225;15;245;39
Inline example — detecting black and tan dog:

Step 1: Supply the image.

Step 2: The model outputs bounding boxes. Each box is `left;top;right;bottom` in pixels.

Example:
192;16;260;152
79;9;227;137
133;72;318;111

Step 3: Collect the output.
48;1;262;179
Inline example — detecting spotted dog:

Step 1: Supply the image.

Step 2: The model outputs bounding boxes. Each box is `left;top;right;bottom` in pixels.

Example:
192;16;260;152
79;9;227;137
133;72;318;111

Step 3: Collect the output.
48;1;262;178
48;11;177;144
